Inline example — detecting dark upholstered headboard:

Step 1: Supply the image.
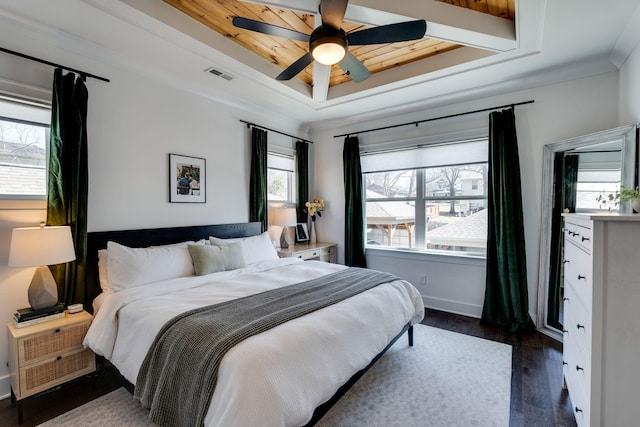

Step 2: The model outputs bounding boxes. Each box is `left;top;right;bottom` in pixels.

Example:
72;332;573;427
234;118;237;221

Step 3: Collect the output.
85;222;262;313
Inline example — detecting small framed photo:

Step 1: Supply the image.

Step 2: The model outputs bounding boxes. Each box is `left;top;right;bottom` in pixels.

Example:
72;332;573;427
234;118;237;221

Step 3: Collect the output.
295;223;309;243
169;153;206;203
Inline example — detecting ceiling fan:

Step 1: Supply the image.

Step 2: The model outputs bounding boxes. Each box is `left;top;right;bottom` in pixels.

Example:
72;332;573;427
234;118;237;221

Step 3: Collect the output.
232;0;427;83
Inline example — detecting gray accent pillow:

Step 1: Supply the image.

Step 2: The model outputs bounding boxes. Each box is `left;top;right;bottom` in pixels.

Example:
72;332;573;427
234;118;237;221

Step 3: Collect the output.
188;244;245;276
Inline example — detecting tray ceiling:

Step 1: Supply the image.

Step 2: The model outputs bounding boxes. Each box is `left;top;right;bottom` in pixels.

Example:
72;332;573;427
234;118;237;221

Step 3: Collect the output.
163;0;516;100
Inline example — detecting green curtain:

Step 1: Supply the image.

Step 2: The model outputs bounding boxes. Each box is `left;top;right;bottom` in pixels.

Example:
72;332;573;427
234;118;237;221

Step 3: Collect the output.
46;69;89;307
343;136;367;267
295;140;309;224
547;153;579;328
249;127;268;232
481;108;534;332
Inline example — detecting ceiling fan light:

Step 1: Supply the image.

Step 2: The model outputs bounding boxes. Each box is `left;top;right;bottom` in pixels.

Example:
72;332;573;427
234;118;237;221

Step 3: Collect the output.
312;42;346;65
309;26;348;66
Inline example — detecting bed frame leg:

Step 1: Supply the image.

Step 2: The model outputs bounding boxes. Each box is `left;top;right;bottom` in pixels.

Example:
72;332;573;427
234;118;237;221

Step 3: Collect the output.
408;325;414;347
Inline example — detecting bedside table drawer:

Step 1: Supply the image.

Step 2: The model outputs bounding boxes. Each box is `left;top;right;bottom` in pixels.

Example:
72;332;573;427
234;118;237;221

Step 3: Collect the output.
19;348;95;399
297;249;321;260
19;321;89;365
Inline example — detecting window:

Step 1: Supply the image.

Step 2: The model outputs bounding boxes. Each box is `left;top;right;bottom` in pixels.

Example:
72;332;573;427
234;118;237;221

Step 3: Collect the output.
0;98;50;199
363;139;488;256
267;152;295;203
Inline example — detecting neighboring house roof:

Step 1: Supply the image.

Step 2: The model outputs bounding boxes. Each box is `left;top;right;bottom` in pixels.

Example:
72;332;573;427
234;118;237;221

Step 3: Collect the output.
0;163;46;195
366;189;415;225
427;209;487;247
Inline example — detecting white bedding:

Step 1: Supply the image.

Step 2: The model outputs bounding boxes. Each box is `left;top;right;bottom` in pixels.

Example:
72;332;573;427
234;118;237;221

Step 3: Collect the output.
84;258;424;427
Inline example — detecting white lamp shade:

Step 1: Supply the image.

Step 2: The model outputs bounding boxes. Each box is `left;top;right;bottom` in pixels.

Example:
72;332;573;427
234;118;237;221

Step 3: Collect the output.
274;208;297;227
8;226;76;267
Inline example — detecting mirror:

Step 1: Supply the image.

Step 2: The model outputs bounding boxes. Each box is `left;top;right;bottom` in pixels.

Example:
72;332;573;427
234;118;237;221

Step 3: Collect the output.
537;125;638;339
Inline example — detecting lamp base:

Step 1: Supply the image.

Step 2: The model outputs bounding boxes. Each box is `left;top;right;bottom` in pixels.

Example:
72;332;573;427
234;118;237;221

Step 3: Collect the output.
280;226;291;248
28;266;59;310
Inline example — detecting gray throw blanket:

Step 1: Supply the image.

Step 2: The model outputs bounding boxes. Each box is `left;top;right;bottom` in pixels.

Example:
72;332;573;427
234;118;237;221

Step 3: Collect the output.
134;267;397;427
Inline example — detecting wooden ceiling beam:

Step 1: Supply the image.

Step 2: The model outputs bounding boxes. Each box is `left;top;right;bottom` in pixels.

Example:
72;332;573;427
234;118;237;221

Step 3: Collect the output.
348;0;516;52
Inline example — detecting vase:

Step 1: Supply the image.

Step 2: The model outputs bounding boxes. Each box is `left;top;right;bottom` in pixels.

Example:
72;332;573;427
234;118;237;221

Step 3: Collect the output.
633;198;640;213
309;222;317;244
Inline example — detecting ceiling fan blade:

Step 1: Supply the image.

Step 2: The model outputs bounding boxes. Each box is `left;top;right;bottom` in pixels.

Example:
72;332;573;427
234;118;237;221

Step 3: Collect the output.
348;20;427;45
338;52;371;83
276;53;314;80
232;17;309;42
319;0;348;29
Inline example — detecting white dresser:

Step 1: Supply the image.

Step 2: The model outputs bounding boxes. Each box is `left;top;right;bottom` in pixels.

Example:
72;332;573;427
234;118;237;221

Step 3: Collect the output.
562;213;640;427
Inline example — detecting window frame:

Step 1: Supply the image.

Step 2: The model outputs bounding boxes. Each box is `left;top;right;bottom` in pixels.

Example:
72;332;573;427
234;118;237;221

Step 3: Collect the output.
364;148;488;258
266;152;296;204
0;107;50;203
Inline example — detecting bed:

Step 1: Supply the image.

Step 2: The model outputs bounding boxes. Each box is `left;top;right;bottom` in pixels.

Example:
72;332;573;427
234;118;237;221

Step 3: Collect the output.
82;222;424;427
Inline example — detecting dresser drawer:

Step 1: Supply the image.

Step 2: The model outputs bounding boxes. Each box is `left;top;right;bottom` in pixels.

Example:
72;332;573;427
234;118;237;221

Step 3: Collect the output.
18;348;95;399
296;249;321;260
563;240;592;311
564;217;593;254
564;282;592;355
18;321;90;366
320;245;337;263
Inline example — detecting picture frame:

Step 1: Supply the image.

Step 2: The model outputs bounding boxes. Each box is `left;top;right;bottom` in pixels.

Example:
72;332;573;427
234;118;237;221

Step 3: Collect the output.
295;223;309;243
169;153;206;203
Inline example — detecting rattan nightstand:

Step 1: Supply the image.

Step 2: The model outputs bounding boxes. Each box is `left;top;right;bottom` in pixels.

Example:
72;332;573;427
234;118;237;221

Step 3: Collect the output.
7;310;96;423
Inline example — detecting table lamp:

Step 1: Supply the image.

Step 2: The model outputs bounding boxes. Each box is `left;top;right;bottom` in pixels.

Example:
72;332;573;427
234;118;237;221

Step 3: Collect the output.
274;208;297;248
8;224;76;310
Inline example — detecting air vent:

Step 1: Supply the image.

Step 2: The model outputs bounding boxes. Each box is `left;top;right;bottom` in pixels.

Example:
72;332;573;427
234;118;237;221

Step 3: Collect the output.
205;67;234;81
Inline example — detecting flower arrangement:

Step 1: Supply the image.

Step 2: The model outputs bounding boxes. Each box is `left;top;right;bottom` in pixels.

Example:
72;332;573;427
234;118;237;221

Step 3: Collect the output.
305;198;325;221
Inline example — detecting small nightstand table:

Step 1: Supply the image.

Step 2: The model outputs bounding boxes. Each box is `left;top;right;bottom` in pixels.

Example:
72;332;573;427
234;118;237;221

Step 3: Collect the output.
7;310;96;424
277;242;337;263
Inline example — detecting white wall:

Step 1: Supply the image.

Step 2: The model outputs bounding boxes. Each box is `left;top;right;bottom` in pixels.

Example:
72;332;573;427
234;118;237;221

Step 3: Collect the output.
311;71;620;320
619;37;640;125
0;61;305;399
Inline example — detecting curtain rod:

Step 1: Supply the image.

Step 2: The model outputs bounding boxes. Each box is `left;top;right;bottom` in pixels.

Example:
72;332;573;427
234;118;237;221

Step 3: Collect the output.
334;100;535;139
240;120;313;144
0;46;110;83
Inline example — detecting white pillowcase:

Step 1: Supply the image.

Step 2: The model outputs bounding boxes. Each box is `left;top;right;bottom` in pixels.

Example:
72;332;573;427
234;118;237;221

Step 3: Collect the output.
106;241;197;292
209;231;278;265
98;249;110;292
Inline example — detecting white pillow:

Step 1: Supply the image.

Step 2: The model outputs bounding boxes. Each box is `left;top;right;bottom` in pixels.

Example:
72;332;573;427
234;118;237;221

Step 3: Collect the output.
97;240;205;293
98;249;110;292
106;241;196;292
209;231;278;265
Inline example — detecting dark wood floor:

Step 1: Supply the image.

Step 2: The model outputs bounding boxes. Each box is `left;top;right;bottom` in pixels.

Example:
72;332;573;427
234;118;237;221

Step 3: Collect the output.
0;308;577;426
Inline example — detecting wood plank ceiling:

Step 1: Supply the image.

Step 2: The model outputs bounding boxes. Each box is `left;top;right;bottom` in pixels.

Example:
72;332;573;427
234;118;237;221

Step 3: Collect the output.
163;0;515;88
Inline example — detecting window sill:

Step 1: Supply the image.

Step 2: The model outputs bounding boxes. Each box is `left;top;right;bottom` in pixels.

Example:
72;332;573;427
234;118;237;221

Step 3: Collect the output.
365;246;486;264
0;198;46;211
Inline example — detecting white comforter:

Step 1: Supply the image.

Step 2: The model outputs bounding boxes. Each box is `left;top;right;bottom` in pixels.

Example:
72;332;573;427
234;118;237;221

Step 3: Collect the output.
84;258;424;427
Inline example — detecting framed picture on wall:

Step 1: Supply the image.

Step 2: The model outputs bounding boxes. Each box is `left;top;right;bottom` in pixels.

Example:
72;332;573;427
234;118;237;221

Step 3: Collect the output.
295;223;309;243
169;153;206;203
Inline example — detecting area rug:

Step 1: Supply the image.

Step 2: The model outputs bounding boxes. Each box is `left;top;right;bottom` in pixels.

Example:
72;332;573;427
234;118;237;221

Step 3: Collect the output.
38;325;511;427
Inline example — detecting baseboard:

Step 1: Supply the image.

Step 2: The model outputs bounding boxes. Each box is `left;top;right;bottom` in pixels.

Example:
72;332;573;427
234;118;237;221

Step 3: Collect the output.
422;296;482;319
0;373;10;400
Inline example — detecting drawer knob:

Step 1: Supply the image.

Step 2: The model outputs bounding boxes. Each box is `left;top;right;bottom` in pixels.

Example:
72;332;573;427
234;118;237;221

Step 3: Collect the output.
563;329;569;333
581;236;590;242
562;361;568;366
575;407;583;414
563;297;569;302
562;260;570;264
55;328;61;333
577;324;585;330
576;365;584;372
56;356;62;361
578;275;586;280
